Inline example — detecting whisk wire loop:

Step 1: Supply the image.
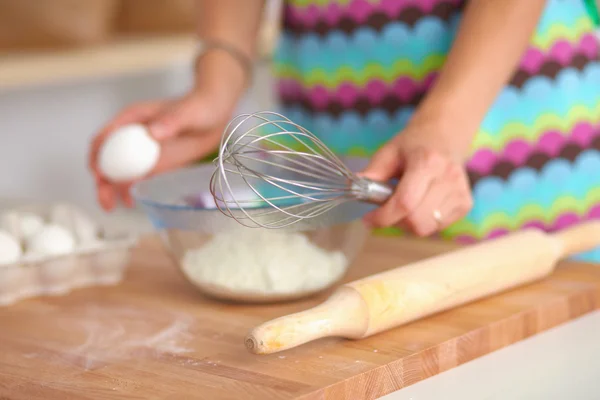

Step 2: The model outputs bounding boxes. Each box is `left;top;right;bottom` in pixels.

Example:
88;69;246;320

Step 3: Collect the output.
209;111;393;229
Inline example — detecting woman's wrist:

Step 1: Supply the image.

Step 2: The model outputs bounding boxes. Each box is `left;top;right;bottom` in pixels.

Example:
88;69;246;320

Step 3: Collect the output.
191;46;250;116
405;88;481;161
195;39;254;88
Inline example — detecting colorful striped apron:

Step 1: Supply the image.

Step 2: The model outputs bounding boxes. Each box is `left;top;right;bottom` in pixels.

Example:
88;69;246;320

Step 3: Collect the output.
272;0;600;262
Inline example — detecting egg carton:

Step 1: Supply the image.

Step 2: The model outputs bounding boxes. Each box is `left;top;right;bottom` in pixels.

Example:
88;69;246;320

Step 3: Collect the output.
0;201;137;306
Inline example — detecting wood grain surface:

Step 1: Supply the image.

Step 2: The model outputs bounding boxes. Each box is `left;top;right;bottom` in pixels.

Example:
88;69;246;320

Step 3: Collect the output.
0;234;599;400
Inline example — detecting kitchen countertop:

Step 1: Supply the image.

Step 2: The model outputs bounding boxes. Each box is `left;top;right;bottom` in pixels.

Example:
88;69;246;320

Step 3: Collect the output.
1;233;599;399
388;310;600;400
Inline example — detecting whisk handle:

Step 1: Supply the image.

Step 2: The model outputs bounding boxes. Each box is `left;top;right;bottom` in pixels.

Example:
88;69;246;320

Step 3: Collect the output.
353;177;394;204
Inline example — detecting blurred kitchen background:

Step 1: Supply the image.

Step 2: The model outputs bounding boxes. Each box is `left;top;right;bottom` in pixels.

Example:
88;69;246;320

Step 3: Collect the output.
0;0;283;234
0;0;599;235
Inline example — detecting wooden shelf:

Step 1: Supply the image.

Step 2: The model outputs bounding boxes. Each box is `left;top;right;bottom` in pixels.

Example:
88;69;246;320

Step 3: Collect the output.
0;26;279;91
0;34;198;90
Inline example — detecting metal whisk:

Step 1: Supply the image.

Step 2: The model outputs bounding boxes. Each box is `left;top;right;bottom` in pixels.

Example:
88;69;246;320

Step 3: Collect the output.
209;111;394;229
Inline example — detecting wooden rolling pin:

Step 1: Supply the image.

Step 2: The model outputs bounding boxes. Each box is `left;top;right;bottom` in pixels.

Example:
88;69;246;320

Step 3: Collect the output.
245;221;600;354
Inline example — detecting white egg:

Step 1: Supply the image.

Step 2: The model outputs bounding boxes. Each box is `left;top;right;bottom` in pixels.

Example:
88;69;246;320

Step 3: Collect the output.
0;211;45;242
49;203;99;245
26;224;76;257
98;123;160;182
0;230;22;265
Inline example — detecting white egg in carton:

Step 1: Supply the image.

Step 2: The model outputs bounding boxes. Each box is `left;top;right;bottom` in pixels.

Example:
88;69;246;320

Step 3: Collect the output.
0;201;137;306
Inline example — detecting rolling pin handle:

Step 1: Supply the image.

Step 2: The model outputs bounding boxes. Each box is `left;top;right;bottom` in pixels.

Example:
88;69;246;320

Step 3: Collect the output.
552;220;600;258
246;287;368;354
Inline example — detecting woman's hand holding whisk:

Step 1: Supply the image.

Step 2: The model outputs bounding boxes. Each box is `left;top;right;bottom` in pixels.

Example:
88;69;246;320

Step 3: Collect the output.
360;121;474;237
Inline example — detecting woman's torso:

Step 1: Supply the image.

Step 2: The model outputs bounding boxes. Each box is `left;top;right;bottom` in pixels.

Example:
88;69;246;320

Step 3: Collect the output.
272;0;600;261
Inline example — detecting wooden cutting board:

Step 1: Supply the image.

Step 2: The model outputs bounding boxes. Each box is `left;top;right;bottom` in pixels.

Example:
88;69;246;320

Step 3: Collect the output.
1;234;599;400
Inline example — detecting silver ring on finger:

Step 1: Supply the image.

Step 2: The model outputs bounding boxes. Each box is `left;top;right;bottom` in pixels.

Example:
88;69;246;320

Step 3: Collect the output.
433;209;443;227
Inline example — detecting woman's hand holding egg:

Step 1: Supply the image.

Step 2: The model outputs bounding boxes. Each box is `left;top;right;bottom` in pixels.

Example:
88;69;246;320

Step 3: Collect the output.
89;93;231;211
90;47;249;211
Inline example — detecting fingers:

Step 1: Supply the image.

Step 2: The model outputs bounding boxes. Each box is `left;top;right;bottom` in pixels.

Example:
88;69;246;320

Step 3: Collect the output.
104;100;166;133
89;101;167;212
435;192;473;230
95;181;134;212
403;179;454;237
93;126;224;212
363;148;473;235
96;181;116;212
116;183;135;208
147;93;221;141
89;91;233;212
154;125;225;173
364;148;446;227
359;142;404;182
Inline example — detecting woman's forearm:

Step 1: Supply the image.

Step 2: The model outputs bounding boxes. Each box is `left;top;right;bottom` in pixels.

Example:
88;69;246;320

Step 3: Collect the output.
192;1;266;103
197;0;266;58
411;0;547;158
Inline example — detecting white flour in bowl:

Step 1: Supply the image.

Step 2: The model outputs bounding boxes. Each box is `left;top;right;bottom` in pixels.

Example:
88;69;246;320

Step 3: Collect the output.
180;229;348;294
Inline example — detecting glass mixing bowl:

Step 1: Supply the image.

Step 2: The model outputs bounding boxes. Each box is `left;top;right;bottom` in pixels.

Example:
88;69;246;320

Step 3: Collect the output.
131;157;375;303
